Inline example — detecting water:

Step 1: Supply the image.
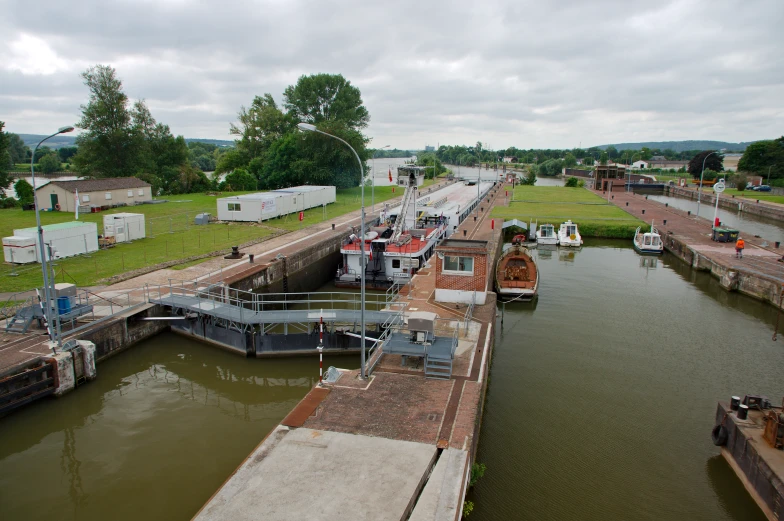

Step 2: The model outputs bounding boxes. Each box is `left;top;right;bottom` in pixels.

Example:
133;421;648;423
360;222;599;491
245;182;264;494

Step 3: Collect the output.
446;164;565;186
0;333;356;521
647;194;784;242
472;241;779;520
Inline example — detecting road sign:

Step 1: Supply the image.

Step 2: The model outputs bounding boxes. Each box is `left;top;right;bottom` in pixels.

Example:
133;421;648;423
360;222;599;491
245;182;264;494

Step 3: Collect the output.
713;179;726;193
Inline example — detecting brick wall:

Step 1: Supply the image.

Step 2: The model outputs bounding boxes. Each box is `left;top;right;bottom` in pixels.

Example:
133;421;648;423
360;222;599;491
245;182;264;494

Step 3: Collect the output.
435;249;487;292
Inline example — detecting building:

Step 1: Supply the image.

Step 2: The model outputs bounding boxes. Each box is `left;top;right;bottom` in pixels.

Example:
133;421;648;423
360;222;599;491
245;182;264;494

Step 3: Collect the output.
502;156;518;163
434;239;490;305
594;163;627;191
647;160;688;171
36;178;152;212
631;160;650;169
217;185;336;222
424;146;435;152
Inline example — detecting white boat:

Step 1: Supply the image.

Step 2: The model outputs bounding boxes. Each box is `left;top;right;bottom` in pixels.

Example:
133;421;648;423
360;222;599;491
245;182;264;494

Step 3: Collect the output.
535;223;558;245
633;221;663;255
557;220;583;247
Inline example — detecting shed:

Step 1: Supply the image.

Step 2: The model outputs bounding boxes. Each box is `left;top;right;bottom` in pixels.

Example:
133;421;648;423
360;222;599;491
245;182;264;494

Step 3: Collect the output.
36;178;152;212
217;185;336;222
13;221;98;262
103;213;146;243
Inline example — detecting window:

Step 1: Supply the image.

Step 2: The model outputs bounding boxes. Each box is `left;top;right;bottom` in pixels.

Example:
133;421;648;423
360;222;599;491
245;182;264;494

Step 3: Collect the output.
82;195;90;202
392;259;401;269
127;190;134;197
228;203;241;212
443;255;474;274
105;192;112;200
138;189;144;196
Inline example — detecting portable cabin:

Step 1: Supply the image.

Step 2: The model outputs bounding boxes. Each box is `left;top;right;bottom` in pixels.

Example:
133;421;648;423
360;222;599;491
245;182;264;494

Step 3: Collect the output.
13;221;99;262
3;236;38;264
103;213;146;243
217;185;336;222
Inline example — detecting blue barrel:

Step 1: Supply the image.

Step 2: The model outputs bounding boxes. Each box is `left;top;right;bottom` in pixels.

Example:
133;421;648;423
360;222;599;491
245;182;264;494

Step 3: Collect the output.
57;296;71;315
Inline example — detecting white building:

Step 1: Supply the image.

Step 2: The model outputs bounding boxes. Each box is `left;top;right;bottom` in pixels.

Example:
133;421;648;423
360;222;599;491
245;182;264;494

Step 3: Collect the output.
9;221;98;262
217;185;336;222
631;160;650;169
103;213;146;243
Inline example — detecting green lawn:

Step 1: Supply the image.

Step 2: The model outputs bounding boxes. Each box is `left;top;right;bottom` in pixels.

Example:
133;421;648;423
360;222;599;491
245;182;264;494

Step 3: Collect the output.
0;183;424;292
494;186;643;238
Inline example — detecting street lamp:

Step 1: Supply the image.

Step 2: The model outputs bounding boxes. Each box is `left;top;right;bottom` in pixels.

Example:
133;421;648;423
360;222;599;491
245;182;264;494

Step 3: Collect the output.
297;122;368;379
696;151;719;217
767;164;776;186
32;125;74;351
627;153;642;192
371;145;390;215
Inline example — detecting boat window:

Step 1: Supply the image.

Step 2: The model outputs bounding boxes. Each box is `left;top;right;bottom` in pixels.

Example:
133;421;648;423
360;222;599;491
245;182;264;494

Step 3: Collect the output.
443;255;474;274
392;259;401;269
644;236;651;246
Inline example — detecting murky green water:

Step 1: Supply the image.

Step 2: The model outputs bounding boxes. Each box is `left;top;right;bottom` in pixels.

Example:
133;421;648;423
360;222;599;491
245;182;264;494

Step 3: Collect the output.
472;241;779;520
0;333;356;521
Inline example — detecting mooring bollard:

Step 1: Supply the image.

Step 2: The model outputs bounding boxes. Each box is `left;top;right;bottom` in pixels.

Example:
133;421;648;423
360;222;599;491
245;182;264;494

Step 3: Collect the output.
663;220;667;225
731;396;740;411
688;211;691;215
737;404;749;420
249;254;254;264
642;209;645;214
665;203;668;207
474;216;477;221
776;242;781;248
626;202;628;206
332;223;335;230
463;229;467;237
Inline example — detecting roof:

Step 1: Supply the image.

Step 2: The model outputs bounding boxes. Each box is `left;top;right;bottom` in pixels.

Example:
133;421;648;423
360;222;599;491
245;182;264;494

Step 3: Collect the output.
220;186;333;202
437;239;488;251
15;221;97;234
42;178;151;193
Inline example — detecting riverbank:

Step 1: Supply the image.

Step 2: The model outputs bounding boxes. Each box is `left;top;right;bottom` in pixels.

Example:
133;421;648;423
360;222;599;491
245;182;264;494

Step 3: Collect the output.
490;185;643;238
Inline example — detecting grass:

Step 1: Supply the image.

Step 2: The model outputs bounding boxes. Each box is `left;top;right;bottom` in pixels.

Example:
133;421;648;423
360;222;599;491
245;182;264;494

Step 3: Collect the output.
493;186;643;238
0;182;431;292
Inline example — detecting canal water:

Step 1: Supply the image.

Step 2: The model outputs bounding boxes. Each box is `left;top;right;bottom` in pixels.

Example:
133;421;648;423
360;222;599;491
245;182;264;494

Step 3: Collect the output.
471;241;780;521
0;333;356;521
647;194;784;242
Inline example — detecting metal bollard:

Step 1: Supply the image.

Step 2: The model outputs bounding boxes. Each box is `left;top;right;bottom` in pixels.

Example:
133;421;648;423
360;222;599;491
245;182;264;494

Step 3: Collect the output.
249;254;254;263
332;223;335;230
663;220;667;225
642;209;645;214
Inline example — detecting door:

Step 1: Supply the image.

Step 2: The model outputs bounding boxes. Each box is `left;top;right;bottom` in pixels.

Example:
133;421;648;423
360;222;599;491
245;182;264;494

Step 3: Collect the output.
50;193;59;210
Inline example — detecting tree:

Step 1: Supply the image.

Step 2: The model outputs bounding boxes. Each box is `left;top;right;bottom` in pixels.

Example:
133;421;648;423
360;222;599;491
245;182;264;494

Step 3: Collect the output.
731;172;747;191
283;74;369;129
738;138;784;178
520;170;536;186
7;133;28;164
14;178;34;205
599;152;608;165
563;153;577;168
565;176;579;187
230;94;290;161
58;146;78;163
72;65;139;177
0;122;12;193
221;168;257;191
38;153;61;173
688;150;724;178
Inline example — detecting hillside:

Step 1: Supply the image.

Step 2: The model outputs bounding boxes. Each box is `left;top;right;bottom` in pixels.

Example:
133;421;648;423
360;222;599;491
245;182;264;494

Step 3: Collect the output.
16;134;235;149
597;140;754;152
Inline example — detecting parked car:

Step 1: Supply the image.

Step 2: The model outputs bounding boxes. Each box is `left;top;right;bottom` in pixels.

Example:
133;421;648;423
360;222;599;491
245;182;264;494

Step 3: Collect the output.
754;185;772;192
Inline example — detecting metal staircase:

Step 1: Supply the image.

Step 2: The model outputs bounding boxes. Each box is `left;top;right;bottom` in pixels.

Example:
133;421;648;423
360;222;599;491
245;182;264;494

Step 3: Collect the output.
4;307;38;333
390;182;417;243
424;356;452;380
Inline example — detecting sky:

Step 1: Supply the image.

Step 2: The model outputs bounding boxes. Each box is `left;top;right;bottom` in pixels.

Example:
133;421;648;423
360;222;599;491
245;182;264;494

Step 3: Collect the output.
1;0;782;150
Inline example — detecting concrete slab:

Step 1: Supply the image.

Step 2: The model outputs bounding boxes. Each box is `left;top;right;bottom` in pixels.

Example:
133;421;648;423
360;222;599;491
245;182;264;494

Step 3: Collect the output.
193;427;437;521
409;448;468;521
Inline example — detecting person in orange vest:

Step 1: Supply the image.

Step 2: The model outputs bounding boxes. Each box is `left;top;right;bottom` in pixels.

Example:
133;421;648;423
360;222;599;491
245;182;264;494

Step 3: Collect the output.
735;237;745;259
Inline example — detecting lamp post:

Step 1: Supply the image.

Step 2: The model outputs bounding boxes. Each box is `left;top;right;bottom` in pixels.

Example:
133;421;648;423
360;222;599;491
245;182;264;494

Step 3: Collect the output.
767;164;776;186
627;153;642;192
696;151;719;217
371;145;390;215
298;123;368;379
31;126;74;351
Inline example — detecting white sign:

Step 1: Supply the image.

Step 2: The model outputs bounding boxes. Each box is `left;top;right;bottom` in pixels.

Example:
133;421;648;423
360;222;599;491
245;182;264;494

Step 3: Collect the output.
261;199;277;214
713;179;726;194
401;258;420;268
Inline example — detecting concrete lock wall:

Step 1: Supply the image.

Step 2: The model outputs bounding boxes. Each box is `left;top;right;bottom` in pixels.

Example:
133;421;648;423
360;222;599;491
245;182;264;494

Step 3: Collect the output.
50;340;97;397
667;185;784;222
80;305;169;362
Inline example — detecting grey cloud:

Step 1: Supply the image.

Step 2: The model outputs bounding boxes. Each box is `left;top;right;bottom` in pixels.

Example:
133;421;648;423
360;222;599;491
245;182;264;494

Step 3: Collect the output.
1;0;783;149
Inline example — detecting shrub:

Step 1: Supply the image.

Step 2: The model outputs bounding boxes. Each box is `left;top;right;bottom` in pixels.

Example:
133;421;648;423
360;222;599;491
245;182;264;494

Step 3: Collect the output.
565;176;579;187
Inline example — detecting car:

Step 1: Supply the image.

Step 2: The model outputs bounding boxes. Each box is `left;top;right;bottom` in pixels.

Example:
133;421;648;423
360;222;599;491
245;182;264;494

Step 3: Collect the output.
755;185;772;192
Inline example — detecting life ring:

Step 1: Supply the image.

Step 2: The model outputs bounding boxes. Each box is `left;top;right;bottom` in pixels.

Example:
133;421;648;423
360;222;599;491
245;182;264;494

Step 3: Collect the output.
54;203;61;211
711;423;728;446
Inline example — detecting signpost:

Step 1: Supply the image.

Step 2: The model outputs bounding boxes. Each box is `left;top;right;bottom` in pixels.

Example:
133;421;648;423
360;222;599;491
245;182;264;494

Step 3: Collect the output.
712;178;725;229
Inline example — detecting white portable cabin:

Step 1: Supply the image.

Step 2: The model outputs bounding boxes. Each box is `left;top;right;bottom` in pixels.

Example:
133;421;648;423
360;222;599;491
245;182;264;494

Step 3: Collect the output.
3;236;38;264
217;185;336;222
103;212;146;243
13;221;99;262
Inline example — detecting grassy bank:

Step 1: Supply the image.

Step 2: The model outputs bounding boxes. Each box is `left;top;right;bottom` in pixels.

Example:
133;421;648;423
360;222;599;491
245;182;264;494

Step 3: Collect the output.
492;186;642;239
0;183;420;293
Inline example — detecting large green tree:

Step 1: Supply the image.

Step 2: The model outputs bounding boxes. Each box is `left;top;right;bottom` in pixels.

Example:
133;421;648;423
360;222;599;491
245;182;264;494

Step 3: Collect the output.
0;122;11;192
688;150;724;178
283;74;369;129
7;132;29;164
38;153;61;173
14;178;34;205
230;94;290;161
738;138;784;179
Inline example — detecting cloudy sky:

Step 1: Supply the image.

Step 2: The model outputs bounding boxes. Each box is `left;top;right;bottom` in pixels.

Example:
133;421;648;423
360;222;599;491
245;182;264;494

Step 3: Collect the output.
1;0;782;150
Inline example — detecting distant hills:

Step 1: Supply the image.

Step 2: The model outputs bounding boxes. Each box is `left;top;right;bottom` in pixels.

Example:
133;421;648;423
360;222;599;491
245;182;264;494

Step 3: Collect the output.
16;133;235;149
597;140;754;153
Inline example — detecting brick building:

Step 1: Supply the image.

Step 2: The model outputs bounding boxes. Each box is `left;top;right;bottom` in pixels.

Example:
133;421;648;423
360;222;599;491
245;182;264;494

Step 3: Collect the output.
434;239;490;305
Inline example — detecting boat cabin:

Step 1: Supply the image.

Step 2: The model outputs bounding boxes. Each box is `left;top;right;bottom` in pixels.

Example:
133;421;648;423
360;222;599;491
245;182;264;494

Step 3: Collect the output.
397;166;426;187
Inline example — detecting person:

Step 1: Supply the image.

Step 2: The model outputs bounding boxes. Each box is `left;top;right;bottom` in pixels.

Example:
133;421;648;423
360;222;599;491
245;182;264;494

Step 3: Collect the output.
735;237;745;259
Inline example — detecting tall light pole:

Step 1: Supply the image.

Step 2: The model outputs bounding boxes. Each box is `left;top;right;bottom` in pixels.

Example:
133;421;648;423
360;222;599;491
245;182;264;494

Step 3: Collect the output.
767;164;776;186
697;151;719;217
31;126;74;350
627;153;642;192
298;123;368;379
371;145;390;215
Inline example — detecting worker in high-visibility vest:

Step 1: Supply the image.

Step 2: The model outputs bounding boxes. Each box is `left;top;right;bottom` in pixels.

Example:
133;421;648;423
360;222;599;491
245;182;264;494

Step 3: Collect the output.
735;237;745;259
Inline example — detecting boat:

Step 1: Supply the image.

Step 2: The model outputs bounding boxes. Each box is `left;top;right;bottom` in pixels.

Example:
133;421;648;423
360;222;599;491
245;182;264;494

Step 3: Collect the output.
535;223;558;245
495;242;539;301
633;220;663;255
557;220;583;247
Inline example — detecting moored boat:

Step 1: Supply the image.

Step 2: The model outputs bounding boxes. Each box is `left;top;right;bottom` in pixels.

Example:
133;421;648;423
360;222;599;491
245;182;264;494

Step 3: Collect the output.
557;220;583;247
633;220;663;255
495;244;539;301
536;223;558;245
